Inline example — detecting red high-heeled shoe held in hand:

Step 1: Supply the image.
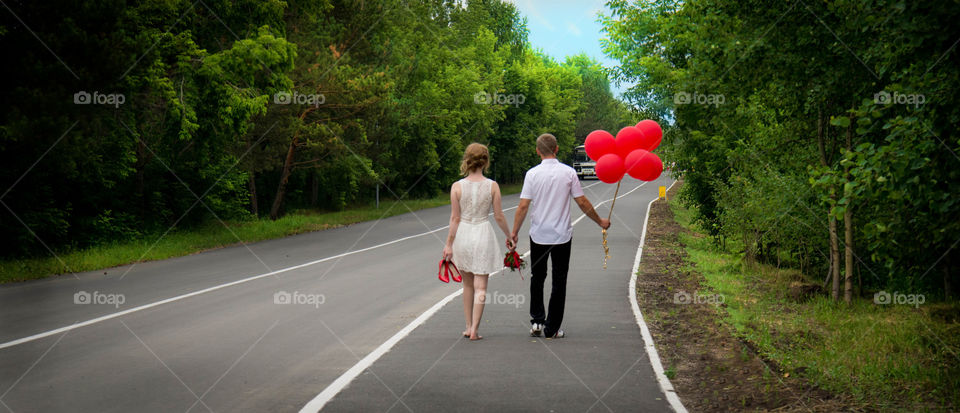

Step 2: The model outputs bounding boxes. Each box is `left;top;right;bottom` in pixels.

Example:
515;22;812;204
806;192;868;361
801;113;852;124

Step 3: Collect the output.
437;259;462;283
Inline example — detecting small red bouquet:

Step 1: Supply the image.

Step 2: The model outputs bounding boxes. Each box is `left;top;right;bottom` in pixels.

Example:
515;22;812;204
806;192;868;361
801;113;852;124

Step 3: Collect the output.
503;250;526;280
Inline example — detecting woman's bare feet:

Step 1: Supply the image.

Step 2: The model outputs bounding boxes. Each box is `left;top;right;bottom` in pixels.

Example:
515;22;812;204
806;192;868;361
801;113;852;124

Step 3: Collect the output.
468;330;482;340
462;330;470;338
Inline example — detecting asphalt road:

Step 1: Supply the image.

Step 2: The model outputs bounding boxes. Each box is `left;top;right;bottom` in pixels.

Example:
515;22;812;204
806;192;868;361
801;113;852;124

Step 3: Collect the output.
0;174;676;412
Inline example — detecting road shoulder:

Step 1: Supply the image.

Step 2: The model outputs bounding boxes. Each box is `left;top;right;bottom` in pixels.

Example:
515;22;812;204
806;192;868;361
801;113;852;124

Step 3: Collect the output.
634;182;852;412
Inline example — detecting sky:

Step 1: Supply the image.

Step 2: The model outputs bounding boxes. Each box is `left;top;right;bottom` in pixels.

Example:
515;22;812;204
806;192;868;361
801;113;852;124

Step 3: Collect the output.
504;0;631;98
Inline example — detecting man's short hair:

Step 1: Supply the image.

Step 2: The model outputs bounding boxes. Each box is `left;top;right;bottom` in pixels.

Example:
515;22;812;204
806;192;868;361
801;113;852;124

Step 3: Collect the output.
536;133;558;155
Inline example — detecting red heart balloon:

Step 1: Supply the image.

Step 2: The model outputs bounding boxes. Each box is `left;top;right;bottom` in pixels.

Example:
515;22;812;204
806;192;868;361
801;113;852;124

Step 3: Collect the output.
595;153;625;184
625;149;663;181
584;130;616;161
635;120;663;151
615;126;645;159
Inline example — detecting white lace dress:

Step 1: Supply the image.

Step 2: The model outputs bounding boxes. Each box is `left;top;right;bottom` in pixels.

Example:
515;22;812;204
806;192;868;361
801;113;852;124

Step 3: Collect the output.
452;178;502;274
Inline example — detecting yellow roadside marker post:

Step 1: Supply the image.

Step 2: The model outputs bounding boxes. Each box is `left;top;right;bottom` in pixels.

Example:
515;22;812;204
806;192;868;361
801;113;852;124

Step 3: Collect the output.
658;185;667;200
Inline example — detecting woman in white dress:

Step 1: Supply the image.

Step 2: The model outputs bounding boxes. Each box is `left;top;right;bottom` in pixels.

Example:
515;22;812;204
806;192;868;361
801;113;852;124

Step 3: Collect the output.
442;143;513;341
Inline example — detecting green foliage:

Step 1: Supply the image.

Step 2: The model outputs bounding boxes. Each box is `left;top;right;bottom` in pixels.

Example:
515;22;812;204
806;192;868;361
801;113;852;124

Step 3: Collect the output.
0;0;629;263
601;0;960;295
563;53;637;146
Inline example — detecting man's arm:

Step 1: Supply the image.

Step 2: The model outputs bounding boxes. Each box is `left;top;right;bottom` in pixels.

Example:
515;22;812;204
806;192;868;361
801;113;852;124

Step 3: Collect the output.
510;198;532;247
574;196;611;229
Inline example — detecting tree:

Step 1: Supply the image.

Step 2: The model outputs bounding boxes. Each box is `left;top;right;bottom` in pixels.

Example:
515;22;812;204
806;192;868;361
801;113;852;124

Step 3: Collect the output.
600;0;960;298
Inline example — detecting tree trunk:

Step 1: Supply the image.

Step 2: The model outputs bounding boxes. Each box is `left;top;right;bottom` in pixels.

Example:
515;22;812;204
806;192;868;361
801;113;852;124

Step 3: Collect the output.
776;243;781;268
830;208;840;301
844;206;854;304
248;172;258;216
823;253;832;290
270;109;315;220
843;123;854;304
755;230;761;262
817;108;841;302
799;240;805;275
136;139;148;219
756;233;763;262
270;135;298;220
309;170;319;207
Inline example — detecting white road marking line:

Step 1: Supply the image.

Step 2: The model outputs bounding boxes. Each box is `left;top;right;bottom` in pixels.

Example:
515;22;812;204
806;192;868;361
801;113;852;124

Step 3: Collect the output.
300;179;649;412
0;182;602;351
0;229;434;350
629;179;686;413
299;287;460;413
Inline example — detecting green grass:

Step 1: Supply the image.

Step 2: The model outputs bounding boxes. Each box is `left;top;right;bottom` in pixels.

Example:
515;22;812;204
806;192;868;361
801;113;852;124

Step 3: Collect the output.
670;200;960;411
0;183;522;284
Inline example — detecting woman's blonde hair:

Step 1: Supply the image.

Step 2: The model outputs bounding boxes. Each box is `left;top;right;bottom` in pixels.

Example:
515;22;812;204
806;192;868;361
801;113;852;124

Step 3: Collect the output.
459;142;490;175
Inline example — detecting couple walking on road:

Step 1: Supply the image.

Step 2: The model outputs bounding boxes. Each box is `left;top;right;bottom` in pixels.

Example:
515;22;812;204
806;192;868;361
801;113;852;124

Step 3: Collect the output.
441;134;612;341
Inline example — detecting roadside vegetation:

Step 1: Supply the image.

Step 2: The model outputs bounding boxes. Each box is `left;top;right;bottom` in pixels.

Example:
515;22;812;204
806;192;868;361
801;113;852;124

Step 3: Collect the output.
0;184;519;283
671;197;959;410
603;0;959;301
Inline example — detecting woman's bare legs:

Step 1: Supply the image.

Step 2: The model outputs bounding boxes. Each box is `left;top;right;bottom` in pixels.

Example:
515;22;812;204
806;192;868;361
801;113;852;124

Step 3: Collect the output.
469;274;489;340
461;271;475;337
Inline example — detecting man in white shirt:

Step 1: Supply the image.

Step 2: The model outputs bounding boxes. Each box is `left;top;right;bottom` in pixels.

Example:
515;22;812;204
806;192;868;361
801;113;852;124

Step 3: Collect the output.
509;134;610;339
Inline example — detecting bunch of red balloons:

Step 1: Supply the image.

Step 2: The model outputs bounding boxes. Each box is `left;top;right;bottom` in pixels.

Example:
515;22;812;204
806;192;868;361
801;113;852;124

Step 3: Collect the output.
584;120;664;184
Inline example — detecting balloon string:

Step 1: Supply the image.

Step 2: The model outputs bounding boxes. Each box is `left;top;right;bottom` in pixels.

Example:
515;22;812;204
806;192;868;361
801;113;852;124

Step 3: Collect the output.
607;180;621;221
601;179;622;270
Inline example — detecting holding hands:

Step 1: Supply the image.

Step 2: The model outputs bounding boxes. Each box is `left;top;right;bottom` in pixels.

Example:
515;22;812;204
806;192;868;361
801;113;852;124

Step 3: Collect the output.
505;232;518;251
